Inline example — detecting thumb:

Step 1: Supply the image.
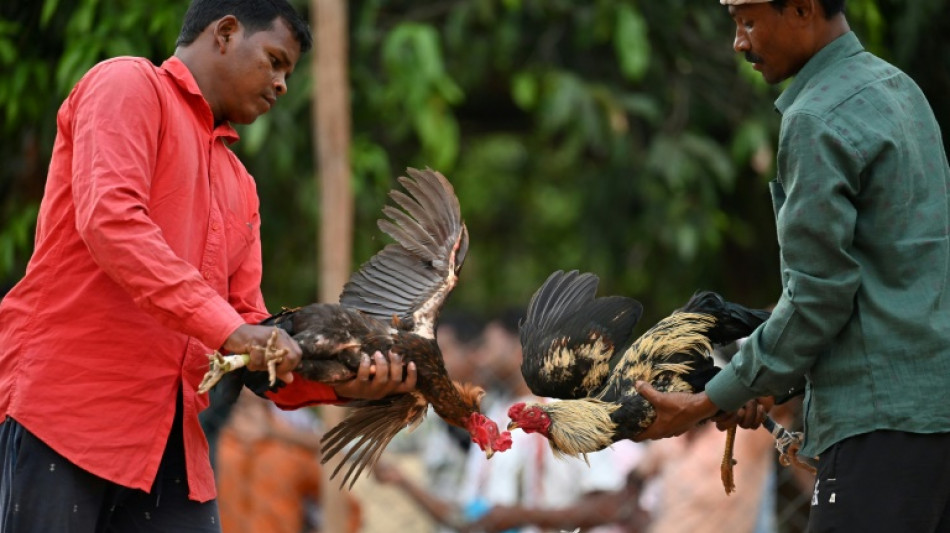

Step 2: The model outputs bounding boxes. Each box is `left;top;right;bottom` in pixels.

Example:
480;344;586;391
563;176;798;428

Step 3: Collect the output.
635;380;655;398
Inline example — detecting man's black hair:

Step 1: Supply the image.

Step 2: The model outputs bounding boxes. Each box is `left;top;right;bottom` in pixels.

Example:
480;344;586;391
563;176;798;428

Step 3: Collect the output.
771;0;846;19
177;0;312;54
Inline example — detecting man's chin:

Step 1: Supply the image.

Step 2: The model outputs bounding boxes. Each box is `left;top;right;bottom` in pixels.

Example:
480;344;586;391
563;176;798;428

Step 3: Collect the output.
230;114;260;125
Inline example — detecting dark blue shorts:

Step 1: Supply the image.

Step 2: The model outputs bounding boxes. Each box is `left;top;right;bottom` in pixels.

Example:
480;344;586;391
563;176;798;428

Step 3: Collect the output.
0;397;220;533
807;430;950;533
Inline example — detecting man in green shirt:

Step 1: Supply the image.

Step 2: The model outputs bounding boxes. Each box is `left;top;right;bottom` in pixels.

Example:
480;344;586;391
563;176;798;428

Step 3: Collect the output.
635;0;950;530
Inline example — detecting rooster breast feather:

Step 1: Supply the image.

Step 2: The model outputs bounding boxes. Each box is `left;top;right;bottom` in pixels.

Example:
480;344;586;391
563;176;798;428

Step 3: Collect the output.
519;270;643;399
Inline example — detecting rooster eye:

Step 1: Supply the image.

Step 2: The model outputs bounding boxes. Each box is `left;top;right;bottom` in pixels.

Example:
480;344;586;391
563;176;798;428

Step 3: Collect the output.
527;411;536;418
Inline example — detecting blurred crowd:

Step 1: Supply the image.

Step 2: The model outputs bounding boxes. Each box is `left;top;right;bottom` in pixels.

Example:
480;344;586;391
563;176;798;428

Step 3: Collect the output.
205;308;815;533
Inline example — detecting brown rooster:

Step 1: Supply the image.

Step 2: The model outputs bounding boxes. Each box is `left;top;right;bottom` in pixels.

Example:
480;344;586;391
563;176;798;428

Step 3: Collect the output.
198;168;511;488
506;270;788;493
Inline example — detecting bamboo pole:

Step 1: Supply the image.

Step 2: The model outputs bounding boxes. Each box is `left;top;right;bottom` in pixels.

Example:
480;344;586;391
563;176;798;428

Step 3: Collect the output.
311;0;351;531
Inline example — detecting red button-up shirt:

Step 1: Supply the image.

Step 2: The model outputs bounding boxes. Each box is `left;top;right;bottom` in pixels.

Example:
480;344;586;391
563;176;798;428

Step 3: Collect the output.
0;56;338;502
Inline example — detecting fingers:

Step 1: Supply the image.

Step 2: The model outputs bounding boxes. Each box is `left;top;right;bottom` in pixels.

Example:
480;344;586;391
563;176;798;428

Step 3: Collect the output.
714;397;771;431
334;350;417;400
272;328;301;379
715;413;739;432
374;351;392;385
397;360;418;393
223;325;302;384
631;383;720;441
734;399;767;429
356;353;373;381
634;380;657;400
370;351;413;396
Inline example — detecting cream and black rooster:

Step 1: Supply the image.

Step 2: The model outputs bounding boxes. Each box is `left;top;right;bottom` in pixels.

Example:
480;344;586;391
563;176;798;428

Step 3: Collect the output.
507;270;789;493
198;168;511;488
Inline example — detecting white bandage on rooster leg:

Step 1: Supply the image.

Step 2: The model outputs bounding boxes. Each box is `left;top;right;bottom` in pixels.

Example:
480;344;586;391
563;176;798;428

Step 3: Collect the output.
197;328;288;393
197;351;251;394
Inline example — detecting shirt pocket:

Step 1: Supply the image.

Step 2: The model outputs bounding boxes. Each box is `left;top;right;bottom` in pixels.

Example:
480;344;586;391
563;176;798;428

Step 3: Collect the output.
224;211;255;276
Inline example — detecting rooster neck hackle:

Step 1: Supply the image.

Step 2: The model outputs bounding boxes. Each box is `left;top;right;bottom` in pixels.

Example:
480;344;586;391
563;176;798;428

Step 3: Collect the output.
624;313;715;363
546;399;619;457
435;381;484;427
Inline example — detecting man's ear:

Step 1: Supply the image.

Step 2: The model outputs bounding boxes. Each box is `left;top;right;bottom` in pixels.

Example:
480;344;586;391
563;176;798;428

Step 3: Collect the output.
212;15;240;53
788;0;817;21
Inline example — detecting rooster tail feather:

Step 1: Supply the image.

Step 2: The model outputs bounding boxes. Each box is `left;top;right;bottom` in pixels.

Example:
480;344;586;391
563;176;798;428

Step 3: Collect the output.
679;291;770;346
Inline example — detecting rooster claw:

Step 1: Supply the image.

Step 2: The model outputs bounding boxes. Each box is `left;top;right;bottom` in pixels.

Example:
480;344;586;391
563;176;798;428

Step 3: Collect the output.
261;329;288;387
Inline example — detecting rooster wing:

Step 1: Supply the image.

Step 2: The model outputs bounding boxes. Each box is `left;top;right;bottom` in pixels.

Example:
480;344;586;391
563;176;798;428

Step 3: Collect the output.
339;167;468;339
320;168;475;486
519;270;643;400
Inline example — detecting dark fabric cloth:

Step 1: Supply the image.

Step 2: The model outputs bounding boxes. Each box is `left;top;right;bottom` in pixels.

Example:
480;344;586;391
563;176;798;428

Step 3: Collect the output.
0;394;221;533
807;430;950;533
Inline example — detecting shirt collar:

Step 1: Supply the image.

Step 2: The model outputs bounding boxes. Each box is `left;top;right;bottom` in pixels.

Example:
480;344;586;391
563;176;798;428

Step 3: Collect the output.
160;56;240;144
774;31;864;115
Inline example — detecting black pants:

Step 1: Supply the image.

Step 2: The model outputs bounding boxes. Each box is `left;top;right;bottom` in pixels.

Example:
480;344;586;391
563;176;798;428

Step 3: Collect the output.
0;397;220;532
807;430;950;533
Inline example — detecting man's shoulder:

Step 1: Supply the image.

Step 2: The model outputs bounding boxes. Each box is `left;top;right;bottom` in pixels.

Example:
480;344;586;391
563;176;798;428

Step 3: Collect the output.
86;56;159;78
791;52;905;117
70;57;166;97
62;57;167;112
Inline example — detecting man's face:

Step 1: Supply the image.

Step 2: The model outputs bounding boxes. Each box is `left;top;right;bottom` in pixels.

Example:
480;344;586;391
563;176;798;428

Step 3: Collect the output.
217;18;300;124
729;4;810;84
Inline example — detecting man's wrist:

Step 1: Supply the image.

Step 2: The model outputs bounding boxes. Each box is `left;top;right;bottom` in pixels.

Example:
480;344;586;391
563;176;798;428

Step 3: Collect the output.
705;366;757;411
694;392;720;419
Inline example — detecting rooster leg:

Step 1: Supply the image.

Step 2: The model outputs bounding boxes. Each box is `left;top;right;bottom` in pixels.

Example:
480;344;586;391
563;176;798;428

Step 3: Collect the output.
197;351;251;394
720;426;737;495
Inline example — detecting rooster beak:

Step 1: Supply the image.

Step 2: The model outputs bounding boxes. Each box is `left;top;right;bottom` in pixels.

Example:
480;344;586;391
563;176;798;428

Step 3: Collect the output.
484;447;495;460
507;421;519;431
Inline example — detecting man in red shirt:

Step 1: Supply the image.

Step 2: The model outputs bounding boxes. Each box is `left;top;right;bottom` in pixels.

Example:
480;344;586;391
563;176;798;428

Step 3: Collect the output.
0;1;415;531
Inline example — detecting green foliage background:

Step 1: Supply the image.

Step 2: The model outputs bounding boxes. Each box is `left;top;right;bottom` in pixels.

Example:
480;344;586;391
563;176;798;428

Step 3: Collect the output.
2;0;948;325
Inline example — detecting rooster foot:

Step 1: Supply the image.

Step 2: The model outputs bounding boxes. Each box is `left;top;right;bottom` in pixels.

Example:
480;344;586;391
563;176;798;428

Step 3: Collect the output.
261;328;289;387
197;329;288;394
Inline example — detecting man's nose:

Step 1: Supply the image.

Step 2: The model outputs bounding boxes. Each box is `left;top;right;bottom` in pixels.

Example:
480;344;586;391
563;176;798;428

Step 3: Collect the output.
734;27;750;53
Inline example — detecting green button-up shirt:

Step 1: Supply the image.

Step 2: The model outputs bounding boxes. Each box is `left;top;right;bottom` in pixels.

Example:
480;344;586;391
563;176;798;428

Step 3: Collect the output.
705;32;950;457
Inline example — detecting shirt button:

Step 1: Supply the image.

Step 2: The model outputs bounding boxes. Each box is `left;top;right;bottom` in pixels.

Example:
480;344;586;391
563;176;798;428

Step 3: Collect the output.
202;271;211;280
211;223;221;232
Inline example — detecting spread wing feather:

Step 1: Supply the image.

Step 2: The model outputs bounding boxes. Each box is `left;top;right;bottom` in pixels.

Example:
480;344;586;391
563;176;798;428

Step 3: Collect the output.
340;168;466;338
396;172;454;241
520;270;644;400
530;270;599;335
387;189;444;244
321;393;429;489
